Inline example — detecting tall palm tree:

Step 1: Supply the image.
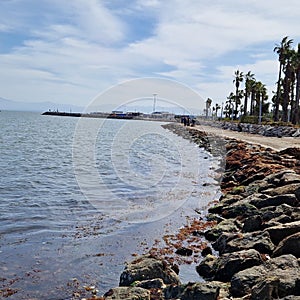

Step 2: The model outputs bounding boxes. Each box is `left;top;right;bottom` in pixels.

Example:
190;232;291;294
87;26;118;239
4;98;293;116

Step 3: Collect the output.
244;71;255;116
273;36;293;121
290;44;300;124
255;81;267;123
205;98;212;119
233;69;244;119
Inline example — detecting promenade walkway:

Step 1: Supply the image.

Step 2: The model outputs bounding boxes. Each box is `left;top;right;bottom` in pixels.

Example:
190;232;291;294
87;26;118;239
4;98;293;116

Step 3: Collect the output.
195;124;300;151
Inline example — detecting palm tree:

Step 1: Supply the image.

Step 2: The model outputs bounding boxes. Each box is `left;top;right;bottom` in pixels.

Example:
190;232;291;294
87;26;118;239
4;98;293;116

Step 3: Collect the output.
273;36;293;121
244;71;255;116
205;98;212;119
290;43;300;124
233;69;244;119
255;81;268;123
226;92;235;120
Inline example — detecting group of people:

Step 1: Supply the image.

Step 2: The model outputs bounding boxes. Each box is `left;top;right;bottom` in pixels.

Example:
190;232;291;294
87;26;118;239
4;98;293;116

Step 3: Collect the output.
180;116;196;127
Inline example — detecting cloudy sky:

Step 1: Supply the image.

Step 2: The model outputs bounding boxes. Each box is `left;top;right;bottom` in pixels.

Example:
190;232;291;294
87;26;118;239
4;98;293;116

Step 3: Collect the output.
1;0;300;112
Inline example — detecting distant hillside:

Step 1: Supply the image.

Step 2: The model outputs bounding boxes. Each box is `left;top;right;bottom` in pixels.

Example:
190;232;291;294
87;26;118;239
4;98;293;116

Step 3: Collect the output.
0;97;83;113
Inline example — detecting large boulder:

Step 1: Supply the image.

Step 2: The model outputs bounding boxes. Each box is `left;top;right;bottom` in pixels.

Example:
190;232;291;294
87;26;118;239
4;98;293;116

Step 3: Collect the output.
273;232;300;258
196;254;218;279
230;254;300;298
213;249;263;282
220;231;275;254
264;220;300;245
250;194;299;209
119;255;180;286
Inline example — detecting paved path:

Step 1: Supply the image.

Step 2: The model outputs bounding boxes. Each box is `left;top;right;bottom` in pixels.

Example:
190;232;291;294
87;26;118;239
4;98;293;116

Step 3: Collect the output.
195;124;300;151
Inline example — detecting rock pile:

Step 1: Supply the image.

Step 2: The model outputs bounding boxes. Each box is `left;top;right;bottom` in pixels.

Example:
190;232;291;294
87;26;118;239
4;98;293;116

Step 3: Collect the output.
101;124;300;300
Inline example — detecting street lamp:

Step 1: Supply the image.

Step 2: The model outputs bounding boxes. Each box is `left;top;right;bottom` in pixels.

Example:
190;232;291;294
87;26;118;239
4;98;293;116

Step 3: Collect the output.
153;93;157;112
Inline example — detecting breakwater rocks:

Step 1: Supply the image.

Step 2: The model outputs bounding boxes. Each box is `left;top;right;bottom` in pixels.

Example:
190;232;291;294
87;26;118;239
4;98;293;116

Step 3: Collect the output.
100;123;300;300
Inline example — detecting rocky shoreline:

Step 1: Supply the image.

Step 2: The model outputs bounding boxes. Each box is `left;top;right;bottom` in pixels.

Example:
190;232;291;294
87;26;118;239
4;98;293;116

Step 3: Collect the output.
96;123;300;300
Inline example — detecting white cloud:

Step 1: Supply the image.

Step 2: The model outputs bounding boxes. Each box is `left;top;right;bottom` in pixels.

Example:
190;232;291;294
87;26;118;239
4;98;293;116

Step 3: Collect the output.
0;0;300;110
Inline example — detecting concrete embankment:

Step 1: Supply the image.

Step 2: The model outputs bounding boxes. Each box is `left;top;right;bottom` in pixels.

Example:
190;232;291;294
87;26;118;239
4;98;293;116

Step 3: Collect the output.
98;123;300;300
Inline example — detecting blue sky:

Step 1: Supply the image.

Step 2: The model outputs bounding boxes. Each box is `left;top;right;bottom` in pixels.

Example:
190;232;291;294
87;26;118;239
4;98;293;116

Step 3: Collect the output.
1;0;300;112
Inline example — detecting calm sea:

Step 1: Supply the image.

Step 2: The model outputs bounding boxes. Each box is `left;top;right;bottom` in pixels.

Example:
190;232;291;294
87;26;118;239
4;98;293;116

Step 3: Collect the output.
0;111;219;299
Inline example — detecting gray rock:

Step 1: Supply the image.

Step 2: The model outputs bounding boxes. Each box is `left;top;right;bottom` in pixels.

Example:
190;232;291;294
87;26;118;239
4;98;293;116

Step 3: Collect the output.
119;255;180;286
250;276;280;300
164;282;220;300
214;249;263;282
273;232;300;258
230;254;300;298
104;287;150;300
262;183;300;197
134;278;165;289
250;194;299;209
224;231;275;254
264;220;300;245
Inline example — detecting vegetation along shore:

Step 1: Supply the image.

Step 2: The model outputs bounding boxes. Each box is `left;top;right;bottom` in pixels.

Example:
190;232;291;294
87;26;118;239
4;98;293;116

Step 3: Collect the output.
68;122;299;300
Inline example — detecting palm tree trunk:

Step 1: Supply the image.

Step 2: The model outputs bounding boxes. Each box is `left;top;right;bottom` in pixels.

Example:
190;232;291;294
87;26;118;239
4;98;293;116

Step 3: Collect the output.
274;62;282;121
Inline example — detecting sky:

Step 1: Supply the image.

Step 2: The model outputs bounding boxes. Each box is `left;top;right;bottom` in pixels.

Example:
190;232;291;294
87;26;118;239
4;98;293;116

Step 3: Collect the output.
1;0;300;113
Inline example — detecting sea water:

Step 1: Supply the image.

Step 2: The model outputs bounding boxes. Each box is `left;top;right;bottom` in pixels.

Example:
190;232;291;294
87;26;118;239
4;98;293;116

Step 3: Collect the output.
0;111;220;299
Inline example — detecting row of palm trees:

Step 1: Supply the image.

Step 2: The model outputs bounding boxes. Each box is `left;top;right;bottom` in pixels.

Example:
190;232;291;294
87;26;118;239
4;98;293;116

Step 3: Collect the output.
215;36;300;124
273;36;300;124
222;70;269;122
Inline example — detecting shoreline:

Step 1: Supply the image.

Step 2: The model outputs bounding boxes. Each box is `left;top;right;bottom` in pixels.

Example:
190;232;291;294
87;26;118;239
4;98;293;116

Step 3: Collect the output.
96;123;300;300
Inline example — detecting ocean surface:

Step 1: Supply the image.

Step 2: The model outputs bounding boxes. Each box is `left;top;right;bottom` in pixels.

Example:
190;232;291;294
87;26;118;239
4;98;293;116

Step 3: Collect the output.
0;111;220;299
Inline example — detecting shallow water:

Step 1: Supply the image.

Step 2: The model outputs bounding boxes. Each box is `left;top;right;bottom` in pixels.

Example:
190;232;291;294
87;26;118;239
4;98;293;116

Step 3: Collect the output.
0;111;220;299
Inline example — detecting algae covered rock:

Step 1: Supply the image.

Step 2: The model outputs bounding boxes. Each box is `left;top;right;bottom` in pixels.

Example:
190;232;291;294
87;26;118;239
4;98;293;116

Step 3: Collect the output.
119;255;180;287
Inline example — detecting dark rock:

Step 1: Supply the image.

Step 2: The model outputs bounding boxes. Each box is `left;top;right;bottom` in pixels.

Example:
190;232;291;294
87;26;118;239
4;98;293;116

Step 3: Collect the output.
204;219;238;241
104;287;150;300
164;282;220;300
223;231;275;254
119;255;180;286
201;246;213;257
196;254;217;279
175;247;193;256
212;232;241;254
264;220;300;245
273;232;300;258
262;183;300;197
250;194;299;209
214;249;263;282
230;254;300;298
135;278;165;289
242;215;263;232
250;276;280;300
221;202;258;219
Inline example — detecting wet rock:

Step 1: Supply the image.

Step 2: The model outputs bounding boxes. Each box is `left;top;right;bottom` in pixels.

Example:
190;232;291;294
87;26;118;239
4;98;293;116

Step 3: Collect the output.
175;247;193;256
164;282;220;300
213;249;263;282
201;246;213;257
264;220;300;245
104;287;150;300
273;232;300;258
196;254;217;279
230;254;300;298
204;219;238;241
119;255;180;287
212;232;241;254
